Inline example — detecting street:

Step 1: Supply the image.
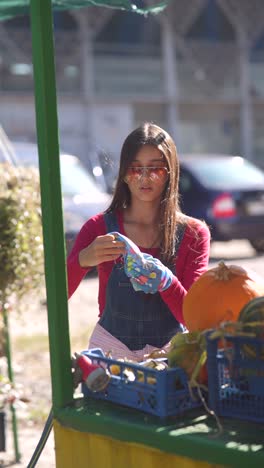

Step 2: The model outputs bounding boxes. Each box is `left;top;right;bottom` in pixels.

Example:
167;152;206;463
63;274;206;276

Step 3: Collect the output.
209;239;264;275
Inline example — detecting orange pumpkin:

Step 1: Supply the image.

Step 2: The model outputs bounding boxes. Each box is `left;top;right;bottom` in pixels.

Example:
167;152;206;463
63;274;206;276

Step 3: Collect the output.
183;261;264;332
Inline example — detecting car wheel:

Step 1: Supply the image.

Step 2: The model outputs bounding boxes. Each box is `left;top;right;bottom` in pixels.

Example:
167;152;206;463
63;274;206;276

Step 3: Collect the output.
250;239;264;254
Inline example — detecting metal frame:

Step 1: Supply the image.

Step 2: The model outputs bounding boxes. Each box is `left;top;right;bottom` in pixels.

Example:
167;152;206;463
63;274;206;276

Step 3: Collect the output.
30;0;72;410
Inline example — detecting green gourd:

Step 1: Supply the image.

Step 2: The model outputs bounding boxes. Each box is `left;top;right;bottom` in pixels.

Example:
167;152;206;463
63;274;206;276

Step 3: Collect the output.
238;296;264;359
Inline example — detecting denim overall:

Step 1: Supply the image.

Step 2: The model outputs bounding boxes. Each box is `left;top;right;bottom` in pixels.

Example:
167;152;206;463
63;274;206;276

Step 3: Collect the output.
98;212;186;350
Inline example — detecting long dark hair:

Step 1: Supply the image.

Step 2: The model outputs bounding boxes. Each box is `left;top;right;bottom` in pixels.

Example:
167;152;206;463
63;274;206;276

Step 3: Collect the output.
106;122;182;262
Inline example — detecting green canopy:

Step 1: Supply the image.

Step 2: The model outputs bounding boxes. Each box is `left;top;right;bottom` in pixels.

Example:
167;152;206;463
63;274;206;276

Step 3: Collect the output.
0;0;169;21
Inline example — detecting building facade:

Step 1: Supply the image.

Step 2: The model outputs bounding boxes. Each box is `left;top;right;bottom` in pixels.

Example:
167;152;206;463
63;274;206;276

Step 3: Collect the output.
1;0;264;187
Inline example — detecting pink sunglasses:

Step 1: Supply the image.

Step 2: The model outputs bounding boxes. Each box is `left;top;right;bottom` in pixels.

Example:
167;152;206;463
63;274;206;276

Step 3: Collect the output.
126;166;169;180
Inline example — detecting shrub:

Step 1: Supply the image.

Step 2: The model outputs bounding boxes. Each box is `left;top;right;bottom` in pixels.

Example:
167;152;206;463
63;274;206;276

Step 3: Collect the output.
0;162;44;356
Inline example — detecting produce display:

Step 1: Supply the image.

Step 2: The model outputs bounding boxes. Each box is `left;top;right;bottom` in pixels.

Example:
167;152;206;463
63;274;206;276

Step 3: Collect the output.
81;263;264;422
102;332;206;385
206;294;264;424
81;347;202;417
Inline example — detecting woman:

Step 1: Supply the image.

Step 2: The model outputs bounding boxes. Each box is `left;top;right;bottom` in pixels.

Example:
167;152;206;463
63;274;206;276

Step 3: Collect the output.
67;123;210;360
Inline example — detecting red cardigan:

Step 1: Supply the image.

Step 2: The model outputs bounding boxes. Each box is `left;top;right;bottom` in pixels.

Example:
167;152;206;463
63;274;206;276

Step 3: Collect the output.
67;211;211;325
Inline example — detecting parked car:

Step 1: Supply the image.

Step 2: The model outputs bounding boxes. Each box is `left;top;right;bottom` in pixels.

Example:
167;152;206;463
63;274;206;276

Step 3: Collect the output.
179;154;264;253
1;141;111;253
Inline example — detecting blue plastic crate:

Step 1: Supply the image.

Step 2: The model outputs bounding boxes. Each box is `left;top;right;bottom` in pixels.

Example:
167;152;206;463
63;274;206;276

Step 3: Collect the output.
81;348;202;418
207;333;264;423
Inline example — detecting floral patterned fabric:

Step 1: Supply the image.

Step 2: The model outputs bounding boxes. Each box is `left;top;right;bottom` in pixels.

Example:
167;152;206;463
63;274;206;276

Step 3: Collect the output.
110;232;173;293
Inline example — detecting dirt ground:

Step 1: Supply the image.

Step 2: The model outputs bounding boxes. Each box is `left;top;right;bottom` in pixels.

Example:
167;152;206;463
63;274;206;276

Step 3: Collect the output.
0;240;262;467
0;276;99;468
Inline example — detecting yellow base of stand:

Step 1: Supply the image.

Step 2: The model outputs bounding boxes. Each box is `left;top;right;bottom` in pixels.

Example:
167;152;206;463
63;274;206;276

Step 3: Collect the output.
54;420;221;468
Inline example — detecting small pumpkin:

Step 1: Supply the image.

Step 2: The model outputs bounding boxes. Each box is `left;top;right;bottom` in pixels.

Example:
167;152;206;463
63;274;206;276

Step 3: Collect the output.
183;262;264;332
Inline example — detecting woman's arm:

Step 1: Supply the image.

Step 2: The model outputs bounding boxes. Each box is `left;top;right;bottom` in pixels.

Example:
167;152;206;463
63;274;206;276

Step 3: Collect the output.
67;221;95;299
160;221;211;325
67;214;125;298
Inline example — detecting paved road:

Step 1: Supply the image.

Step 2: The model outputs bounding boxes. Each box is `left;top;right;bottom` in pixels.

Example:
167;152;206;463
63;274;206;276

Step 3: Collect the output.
209;240;264;276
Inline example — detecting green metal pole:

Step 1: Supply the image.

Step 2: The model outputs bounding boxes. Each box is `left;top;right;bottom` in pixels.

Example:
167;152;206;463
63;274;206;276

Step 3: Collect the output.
29;0;72;410
3;306;20;462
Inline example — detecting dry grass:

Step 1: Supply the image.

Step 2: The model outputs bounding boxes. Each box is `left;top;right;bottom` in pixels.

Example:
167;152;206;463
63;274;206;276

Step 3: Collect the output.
5;277;99;424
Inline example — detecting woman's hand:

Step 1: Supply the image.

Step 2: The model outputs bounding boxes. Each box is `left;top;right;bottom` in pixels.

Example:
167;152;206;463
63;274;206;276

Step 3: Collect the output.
112;232;173;293
79;234;126;267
